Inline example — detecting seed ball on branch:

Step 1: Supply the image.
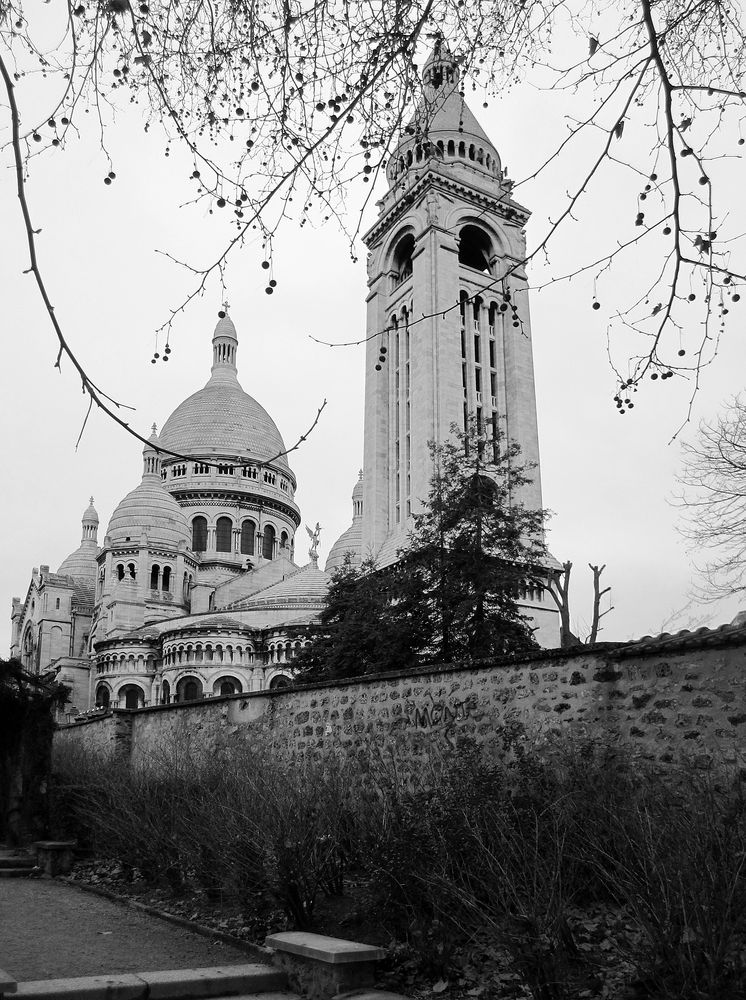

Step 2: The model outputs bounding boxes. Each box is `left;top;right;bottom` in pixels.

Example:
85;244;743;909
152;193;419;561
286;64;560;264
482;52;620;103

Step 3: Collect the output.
733;293;741;302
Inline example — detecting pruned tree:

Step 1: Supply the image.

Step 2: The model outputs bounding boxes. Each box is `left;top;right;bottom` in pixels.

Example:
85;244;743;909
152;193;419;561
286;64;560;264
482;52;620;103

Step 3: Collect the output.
2;0;746;447
676;393;746;601
545;560;614;646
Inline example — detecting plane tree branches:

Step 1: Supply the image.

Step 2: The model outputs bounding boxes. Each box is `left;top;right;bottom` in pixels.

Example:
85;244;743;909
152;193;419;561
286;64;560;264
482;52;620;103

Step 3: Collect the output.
676;394;746;601
1;0;745;444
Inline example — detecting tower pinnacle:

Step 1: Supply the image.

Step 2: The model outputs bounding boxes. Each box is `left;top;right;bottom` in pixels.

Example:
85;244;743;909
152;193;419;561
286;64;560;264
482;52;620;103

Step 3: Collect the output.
211;306;239;379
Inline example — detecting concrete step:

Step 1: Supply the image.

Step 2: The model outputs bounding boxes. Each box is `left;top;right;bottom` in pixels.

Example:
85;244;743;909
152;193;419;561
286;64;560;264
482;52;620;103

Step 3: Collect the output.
0;855;35;870
0;867;38;879
12;964;288;999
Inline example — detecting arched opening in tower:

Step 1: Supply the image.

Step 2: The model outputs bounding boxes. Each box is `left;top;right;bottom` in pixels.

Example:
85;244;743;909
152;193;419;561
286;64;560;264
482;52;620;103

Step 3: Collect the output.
458;225;493;273
392;233;415;285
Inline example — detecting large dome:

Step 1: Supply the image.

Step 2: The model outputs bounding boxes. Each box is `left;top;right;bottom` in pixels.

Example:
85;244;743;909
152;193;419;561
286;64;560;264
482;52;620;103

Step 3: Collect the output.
107;480;191;549
158;313;290;471
159;378;289;470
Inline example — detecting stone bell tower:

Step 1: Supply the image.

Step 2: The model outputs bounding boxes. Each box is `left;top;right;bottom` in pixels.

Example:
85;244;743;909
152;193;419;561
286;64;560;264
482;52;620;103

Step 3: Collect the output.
361;39;545;564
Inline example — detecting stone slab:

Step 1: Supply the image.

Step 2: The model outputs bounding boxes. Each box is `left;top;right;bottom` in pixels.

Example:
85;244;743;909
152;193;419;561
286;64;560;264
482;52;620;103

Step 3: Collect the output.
15;974;145;999
142;964;285;999
14;966;287;1000
265;934;386;965
0;967;17;995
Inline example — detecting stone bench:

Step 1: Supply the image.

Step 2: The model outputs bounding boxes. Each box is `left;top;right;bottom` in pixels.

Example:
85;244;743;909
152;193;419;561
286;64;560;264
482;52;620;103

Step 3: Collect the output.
265;932;386;1000
33;841;76;877
0;966;17;997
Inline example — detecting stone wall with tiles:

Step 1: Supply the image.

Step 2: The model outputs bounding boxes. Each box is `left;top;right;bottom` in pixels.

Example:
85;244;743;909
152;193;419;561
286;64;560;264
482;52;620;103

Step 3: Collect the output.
54;635;746;769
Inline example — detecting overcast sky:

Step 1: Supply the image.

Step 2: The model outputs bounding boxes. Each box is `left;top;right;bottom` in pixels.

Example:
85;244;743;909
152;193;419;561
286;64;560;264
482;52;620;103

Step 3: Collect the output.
2;27;745;655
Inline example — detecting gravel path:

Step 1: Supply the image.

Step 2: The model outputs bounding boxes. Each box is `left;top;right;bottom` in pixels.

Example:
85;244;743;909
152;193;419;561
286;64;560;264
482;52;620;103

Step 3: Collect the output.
0;879;252;981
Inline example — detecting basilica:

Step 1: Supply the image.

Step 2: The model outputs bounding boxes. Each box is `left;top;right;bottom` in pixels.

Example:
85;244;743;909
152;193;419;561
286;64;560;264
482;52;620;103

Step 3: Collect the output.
10;41;559;715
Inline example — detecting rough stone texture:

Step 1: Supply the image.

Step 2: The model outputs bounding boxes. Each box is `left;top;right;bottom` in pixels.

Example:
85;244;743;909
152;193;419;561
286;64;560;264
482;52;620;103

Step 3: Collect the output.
55;634;746;770
268;951;376;1000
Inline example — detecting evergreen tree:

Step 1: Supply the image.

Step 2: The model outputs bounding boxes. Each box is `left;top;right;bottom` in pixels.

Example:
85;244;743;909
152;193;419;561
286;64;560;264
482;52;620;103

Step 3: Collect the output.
295;554;421;681
398;418;548;661
299;419;548;680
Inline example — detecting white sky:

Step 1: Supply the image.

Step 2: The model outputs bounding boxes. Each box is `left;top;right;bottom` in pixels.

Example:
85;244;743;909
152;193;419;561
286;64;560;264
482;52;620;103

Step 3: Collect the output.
2;23;745;655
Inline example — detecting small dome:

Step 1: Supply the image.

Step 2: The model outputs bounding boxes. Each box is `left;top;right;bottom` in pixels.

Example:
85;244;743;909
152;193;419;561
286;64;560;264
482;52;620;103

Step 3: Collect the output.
58;498;101;604
239;563;331;607
107;439;191;550
107;481;191;549
326;471;364;573
325;522;363;573
352;469;364;501
83;497;99;525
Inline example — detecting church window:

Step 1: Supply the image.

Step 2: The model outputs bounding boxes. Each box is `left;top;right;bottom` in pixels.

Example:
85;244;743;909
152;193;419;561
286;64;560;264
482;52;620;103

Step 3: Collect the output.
263;470;276;485
280;531;289;550
262;524;276;560
270;674;291;690
55;598;60;610
178;677;202;702
240;519;256;555
161;680;170;705
117;563;125;581
447;139;455;157
392;233;414;287
192;516;208;552
162;566;171;591
121;684;143;710
95;685;110;709
458;141;466;158
127;563;136;580
217;464;234;475
468;144;475;161
150;564;160;590
489;339;496;369
216;516;232;552
458;225;493;273
194;462;210;475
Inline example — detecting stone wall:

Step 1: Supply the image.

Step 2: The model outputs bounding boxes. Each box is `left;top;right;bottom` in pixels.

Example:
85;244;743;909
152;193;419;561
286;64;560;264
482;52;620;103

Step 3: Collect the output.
54;630;746;769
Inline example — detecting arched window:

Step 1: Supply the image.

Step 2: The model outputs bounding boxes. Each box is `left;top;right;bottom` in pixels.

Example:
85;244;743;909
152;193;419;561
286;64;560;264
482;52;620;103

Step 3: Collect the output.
120;684;143;710
177;677;203;702
216;516;232;552
392;233;415;285
162;566;171;591
117;563;125;581
240;519;256;555
269;674;291;690
127;563;137;580
262;524;276;560
280;530;289;551
95;685;110;709
192;516;208;552
150;564;160;590
217;678;241;696
161;680;170;705
458;225;493;273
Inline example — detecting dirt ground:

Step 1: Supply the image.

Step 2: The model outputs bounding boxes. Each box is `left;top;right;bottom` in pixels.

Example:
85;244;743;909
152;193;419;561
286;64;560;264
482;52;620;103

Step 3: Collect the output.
0;878;252;982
